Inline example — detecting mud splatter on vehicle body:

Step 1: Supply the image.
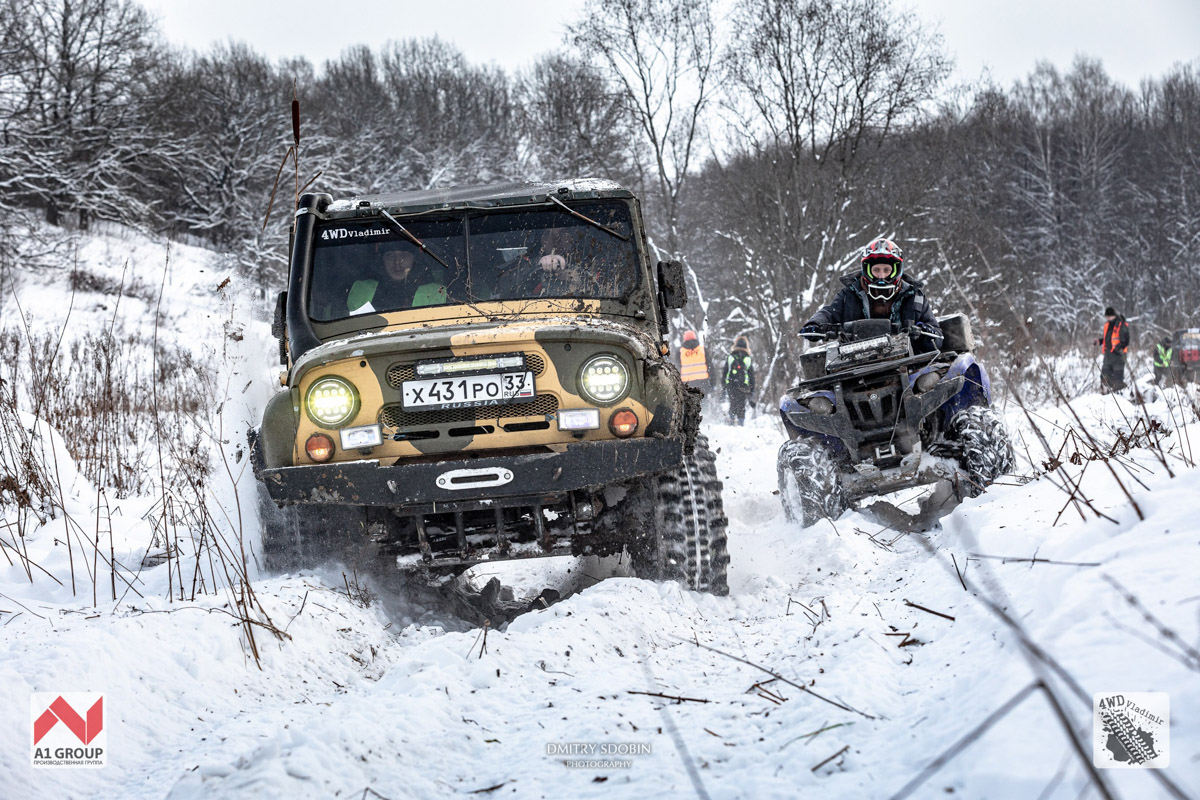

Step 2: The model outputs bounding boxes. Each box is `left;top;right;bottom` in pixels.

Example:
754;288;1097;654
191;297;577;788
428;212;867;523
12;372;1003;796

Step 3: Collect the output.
252;180;727;597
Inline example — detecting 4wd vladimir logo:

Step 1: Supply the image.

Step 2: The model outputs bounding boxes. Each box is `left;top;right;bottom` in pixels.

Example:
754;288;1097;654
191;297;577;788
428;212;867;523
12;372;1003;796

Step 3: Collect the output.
1093;692;1169;769
31;692;106;768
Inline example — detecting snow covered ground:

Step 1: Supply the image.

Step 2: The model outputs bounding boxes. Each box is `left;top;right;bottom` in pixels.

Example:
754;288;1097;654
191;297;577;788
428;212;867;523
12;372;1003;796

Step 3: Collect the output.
2;225;1198;799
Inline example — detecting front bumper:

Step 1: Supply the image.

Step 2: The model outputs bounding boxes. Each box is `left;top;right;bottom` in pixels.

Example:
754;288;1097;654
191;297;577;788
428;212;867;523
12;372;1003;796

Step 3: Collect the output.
258;437;682;511
840;456;966;502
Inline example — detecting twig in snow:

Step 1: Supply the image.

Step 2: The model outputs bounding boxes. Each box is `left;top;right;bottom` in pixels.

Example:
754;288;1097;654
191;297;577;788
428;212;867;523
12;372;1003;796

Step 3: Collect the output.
951;553;967;591
969;552;1101;568
903;599;955;621
811;744;849;772
780;722;854;750
627;690;710;704
678;638;875;719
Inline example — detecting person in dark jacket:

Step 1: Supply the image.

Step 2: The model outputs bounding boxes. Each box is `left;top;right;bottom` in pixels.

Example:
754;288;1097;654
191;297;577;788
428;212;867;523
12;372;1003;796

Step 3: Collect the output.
1095;306;1130;393
800;238;943;354
722;336;755;425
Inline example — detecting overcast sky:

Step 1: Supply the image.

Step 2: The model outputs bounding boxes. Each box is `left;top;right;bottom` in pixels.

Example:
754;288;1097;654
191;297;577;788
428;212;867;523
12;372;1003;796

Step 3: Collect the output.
142;0;1199;90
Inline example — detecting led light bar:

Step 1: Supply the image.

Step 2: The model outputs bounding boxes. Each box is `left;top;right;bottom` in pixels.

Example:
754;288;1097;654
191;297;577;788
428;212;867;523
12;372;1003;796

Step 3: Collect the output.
416;355;526;376
839;336;889;356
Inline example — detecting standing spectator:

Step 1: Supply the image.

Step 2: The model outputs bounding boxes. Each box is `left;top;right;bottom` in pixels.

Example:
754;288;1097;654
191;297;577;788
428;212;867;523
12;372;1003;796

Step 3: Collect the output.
678;330;711;394
722;336;755;425
1095;306;1130;393
1153;335;1174;385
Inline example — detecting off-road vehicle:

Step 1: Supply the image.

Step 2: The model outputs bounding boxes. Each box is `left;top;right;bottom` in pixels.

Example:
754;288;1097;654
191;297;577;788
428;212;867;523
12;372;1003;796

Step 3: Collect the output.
251;180;728;609
776;315;1014;528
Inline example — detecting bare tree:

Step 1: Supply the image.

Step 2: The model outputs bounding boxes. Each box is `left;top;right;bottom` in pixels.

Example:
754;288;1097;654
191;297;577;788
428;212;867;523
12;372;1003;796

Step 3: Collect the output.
0;0;161;227
570;0;718;260
515;53;634;182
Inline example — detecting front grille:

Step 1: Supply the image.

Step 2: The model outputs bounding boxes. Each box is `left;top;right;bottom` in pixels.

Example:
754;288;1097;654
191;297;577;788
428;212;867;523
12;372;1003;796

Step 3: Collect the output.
846;390;897;428
385;352;546;389
386;363;416;387
380;394;559;429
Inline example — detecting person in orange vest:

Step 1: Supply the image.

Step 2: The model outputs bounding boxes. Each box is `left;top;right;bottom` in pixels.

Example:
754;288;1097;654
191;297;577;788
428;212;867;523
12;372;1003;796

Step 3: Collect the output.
1094;306;1130;393
678;329;711;393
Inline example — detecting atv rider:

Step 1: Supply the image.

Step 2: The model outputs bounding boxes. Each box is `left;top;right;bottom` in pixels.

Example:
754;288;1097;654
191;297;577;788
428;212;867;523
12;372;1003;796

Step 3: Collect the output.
800;238;943;354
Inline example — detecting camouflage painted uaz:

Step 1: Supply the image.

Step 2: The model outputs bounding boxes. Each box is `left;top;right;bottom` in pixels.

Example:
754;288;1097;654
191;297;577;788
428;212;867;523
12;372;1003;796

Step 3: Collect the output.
252;180;728;596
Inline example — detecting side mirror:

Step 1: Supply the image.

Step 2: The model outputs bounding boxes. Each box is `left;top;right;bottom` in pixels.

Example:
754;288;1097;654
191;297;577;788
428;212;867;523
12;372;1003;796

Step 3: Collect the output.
657;260;688;309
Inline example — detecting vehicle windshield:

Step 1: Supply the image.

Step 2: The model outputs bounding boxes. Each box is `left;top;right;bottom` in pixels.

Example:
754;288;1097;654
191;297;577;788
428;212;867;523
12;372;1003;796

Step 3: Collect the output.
308;200;639;322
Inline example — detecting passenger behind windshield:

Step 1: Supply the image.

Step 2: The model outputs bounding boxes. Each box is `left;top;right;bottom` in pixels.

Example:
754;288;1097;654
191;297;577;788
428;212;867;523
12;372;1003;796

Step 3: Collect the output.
476;206;636;301
347;244;447;316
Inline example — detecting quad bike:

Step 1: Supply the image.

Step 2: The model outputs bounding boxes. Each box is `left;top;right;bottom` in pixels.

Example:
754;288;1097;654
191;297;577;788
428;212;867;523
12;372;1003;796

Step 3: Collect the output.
776;315;1014;530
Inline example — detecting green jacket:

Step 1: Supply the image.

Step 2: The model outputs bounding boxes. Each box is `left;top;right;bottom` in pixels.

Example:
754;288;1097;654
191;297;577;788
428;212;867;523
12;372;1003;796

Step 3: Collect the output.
1154;343;1173;368
723;349;755;392
347;279;447;315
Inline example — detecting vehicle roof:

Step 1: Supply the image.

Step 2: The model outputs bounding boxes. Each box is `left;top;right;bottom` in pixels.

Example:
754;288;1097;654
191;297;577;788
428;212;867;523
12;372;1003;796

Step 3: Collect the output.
324;179;633;215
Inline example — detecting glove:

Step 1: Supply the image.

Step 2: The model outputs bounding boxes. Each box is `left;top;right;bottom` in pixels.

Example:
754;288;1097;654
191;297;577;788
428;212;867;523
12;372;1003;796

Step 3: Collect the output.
800;324;824;341
913;321;939;337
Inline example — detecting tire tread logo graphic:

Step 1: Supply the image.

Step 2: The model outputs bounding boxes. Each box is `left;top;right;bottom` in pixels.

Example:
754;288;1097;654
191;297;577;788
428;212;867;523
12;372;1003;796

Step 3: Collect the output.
1093;692;1169;769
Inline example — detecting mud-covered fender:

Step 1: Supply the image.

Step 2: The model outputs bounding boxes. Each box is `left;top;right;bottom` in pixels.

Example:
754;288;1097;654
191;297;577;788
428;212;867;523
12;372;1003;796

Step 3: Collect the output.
779;390;835;439
940;353;992;421
257;389;300;469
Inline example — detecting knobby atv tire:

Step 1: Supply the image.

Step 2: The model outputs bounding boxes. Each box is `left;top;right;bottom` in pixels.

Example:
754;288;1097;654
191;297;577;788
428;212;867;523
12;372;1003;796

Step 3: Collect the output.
948;405;1015;498
631;434;730;595
777;437;846;526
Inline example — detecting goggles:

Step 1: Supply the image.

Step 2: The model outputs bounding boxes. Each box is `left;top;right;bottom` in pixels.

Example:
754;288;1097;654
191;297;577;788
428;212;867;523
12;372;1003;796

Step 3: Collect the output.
863;259;901;284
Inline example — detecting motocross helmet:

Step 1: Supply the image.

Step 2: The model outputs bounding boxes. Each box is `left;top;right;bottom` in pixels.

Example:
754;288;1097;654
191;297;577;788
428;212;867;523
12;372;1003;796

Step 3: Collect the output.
860;238;904;301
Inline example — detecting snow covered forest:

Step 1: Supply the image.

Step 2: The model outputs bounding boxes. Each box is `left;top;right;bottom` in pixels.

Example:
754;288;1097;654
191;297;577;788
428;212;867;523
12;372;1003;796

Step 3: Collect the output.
2;0;1200;798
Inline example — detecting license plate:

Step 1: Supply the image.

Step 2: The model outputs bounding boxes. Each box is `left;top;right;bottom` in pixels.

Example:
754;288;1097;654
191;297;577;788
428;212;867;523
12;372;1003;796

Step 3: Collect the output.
402;371;535;410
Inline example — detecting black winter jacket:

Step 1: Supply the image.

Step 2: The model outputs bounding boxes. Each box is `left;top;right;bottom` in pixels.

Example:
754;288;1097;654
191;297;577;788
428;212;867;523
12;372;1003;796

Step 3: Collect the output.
806;273;944;354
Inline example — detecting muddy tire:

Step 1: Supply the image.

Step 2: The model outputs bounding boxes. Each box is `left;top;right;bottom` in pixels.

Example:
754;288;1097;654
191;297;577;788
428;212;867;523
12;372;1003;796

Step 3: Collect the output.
255;480;366;573
631;434;730;595
777;437;846;526
948;405;1014;498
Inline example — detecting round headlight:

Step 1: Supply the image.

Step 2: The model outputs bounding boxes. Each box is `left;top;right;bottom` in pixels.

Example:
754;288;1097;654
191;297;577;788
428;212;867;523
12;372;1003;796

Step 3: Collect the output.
305;376;359;427
806;396;835;414
579;355;630;405
914;371;941;394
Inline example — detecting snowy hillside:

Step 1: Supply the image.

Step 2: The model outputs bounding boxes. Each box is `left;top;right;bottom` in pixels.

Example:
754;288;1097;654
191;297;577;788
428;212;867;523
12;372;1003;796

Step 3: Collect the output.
2;224;1198;799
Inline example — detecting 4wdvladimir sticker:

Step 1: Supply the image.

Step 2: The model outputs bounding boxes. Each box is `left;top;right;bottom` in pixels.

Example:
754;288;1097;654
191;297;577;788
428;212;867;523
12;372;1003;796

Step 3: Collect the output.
1093;692;1169;768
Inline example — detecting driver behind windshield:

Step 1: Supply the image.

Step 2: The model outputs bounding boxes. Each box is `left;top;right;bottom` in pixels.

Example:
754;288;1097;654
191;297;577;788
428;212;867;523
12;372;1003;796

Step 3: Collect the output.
800;238;943;354
347;244;447;315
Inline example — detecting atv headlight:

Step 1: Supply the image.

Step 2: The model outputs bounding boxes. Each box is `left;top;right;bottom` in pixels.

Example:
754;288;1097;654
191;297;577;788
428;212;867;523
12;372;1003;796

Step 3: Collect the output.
913;371;941;394
305;376;359;427
805;396;835;414
579;355;630;405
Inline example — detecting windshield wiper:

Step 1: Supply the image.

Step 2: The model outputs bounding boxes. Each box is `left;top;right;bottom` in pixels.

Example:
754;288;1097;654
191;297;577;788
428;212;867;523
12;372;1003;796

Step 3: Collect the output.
378;208;453;269
547;195;630;242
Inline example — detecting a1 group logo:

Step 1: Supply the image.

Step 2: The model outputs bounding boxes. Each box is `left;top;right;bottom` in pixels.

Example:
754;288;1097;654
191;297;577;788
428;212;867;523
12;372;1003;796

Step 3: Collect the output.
31;693;106;768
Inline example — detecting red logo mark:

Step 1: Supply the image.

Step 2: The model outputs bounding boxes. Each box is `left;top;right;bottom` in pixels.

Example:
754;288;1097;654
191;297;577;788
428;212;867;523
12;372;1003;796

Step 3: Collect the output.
33;696;103;745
